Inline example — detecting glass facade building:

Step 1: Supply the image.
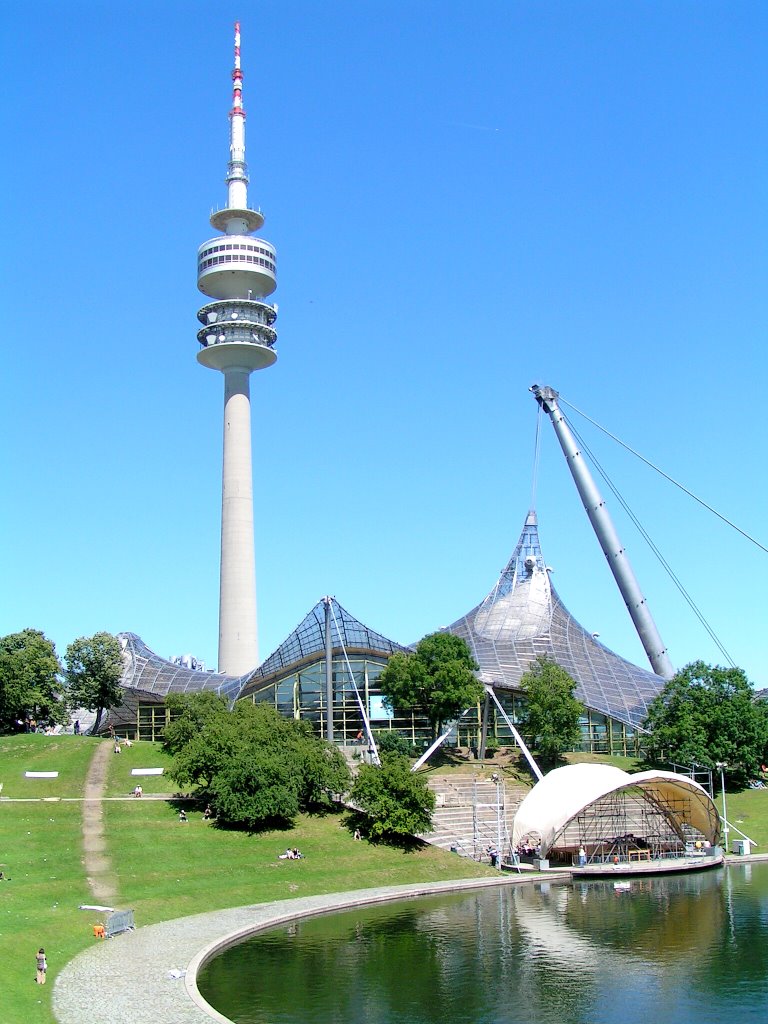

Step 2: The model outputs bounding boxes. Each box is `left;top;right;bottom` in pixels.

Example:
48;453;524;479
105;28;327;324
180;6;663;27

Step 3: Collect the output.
113;512;666;754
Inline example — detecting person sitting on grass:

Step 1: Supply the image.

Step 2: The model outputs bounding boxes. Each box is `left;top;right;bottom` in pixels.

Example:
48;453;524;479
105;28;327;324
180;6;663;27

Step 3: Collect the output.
179;809;188;823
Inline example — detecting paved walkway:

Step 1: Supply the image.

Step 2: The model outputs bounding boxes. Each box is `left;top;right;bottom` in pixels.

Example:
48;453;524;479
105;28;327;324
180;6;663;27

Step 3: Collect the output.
53;873;561;1024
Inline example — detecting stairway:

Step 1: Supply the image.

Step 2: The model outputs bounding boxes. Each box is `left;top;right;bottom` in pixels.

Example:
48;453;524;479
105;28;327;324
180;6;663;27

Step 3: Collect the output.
419;773;529;861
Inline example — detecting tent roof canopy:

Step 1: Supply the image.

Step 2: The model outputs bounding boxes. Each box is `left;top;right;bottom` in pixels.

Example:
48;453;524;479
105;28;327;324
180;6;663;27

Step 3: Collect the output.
512;763;721;857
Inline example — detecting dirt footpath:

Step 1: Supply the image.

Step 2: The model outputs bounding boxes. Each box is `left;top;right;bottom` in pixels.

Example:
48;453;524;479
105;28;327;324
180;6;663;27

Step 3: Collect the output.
81;741;118;904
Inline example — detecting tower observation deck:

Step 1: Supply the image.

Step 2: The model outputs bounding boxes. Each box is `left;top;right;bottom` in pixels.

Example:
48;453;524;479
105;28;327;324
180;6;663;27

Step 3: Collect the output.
197;22;277;674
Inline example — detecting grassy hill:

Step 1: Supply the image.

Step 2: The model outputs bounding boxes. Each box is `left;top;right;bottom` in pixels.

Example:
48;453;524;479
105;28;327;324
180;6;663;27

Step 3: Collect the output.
3;734;766;1024
0;735;493;1024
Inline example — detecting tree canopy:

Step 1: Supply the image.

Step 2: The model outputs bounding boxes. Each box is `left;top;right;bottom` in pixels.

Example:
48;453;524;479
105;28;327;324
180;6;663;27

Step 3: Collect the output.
65;632;124;734
643;661;768;786
517;655;584;763
163;695;351;830
163;691;231;761
378;632;484;739
0;629;66;731
350;752;435;841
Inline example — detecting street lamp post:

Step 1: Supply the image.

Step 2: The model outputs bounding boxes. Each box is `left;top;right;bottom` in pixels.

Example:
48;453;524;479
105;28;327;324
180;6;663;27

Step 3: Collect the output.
716;762;729;853
495;774;503;871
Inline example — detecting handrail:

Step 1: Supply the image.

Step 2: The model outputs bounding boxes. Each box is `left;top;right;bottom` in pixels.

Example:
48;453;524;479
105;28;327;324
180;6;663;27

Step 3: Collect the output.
723;817;757;846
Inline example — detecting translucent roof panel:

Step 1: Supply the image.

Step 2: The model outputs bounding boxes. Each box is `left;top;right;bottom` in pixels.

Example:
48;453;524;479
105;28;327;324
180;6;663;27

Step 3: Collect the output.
119;600;407;706
244;597;409;691
118;633;247;702
447;511;666;729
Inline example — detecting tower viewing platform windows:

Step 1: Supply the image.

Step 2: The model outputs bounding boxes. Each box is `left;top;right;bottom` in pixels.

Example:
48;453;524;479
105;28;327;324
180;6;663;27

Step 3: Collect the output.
197;238;275;270
197;236;276;299
199;253;275;272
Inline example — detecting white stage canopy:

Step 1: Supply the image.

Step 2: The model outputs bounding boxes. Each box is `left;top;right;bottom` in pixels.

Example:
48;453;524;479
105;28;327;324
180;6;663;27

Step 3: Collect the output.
512;763;721;857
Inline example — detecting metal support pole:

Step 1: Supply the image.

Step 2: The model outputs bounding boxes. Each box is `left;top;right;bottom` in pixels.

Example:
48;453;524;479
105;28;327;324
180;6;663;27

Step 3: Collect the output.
328;603;380;765
479;693;490;760
324;597;334;743
486;687;543;781
411;708;474;772
531;384;675;679
717;761;730;852
496;776;503;871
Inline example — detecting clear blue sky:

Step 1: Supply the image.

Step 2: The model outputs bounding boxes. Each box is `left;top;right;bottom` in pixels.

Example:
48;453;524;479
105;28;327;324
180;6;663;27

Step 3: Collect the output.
1;1;766;686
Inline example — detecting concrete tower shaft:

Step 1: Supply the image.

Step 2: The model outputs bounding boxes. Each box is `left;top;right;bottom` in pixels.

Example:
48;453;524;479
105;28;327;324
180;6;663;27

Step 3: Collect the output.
198;23;278;675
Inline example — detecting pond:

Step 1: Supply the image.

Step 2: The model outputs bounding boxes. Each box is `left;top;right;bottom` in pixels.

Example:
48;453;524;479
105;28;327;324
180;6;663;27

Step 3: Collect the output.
198;863;768;1024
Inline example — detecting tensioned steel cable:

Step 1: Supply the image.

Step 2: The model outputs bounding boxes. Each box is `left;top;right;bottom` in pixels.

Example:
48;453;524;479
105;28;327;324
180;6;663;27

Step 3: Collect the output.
566;413;735;665
563;411;736;667
559;396;768;556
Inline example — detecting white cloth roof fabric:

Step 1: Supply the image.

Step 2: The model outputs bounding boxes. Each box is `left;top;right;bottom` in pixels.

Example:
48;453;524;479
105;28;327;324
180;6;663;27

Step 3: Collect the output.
512;763;721;857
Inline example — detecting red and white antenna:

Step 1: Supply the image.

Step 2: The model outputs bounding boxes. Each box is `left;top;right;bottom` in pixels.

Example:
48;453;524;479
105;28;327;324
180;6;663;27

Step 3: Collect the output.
231;21;245;119
226;21;248;215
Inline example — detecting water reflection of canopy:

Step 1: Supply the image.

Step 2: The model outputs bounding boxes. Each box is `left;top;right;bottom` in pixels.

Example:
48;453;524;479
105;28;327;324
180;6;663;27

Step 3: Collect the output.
512;886;649;972
512;763;721;858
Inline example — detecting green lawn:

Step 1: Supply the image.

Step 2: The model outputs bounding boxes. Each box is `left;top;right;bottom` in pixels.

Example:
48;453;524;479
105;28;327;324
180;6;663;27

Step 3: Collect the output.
102;739;177;797
0;802;94;1024
0;734;101;798
2;734;766;1024
565;751;644;773
0;737;493;1024
420;749;644;781
720;787;768;850
105;800;492;927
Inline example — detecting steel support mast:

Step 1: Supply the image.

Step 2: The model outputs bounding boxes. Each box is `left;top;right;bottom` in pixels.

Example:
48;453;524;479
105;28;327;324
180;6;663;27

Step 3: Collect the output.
531;385;675;679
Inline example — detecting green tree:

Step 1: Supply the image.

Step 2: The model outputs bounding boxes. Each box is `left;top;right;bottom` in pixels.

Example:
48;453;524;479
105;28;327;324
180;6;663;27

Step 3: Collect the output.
643;661;768;786
213;748;301;829
170;719;241;791
372;729;413;757
351;752;435;840
163;696;351;829
518;655;583;762
378;632;484;739
295;738;351;808
0;629;65;731
224;703;351;819
65;632;123;734
163;691;230;754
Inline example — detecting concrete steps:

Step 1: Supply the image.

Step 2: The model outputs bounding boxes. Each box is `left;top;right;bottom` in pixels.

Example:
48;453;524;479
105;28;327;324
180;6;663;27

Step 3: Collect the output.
419;773;529;861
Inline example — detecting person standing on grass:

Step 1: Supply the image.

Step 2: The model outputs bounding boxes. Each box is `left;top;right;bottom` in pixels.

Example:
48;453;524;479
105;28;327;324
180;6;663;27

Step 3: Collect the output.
35;948;47;984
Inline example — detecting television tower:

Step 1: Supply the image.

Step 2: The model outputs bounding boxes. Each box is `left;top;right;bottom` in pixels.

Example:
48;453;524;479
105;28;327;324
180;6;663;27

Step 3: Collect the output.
196;22;277;674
